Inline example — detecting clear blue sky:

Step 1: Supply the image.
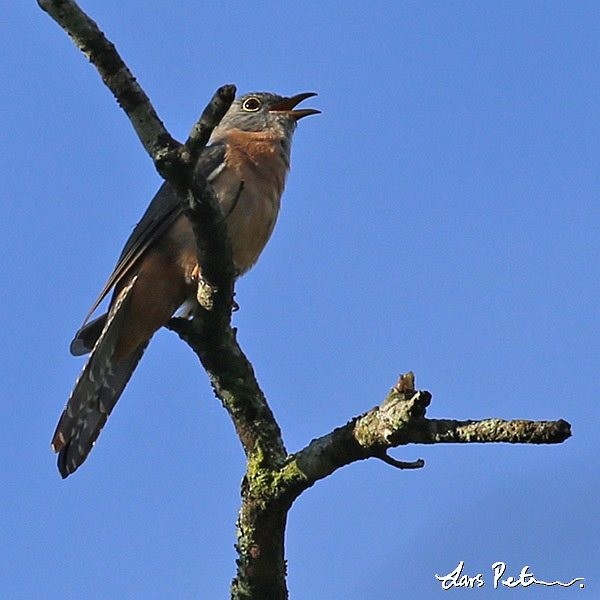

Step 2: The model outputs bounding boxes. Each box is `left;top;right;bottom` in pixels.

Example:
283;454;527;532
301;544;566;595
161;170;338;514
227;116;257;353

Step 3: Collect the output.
2;1;598;598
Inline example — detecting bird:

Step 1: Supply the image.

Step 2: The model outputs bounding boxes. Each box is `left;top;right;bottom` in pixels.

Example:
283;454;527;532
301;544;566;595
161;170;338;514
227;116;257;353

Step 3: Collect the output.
51;91;319;478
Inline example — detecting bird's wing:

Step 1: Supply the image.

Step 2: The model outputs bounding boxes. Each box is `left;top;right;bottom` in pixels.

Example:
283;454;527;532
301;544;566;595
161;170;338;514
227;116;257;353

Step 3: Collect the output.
79;143;227;328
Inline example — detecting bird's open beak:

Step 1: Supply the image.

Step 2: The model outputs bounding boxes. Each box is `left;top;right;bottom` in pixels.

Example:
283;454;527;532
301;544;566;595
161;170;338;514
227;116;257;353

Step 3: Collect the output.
269;92;320;120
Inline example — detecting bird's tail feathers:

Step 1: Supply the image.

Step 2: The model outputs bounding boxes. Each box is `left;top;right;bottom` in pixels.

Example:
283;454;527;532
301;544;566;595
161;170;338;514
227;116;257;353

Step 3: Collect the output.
52;276;148;478
70;313;108;356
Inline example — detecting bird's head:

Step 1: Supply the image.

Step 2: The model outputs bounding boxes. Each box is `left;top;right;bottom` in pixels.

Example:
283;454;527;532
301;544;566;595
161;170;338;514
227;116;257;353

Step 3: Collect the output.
211;91;320;142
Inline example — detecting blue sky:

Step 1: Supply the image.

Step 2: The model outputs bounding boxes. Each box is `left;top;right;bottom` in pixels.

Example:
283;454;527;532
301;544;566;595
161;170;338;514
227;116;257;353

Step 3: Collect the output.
2;1;598;598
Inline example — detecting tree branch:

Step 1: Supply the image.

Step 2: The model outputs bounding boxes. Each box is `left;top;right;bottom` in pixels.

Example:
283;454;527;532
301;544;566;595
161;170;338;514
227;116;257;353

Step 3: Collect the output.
184;90;237;162
276;374;571;499
37;0;179;167
36;0;236;187
167;318;287;465
409;416;571;444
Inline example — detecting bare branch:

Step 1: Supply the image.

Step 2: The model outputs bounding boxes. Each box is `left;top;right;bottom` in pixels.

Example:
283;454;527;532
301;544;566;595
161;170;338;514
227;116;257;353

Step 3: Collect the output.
184;86;236;162
37;0;179;166
374;451;425;470
167;317;289;598
37;0;237;190
167;318;287;465
281;376;571;496
410;417;571;445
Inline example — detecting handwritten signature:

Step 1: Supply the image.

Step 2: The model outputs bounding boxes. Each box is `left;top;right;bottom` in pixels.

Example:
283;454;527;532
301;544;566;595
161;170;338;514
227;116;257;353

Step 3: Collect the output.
435;561;585;590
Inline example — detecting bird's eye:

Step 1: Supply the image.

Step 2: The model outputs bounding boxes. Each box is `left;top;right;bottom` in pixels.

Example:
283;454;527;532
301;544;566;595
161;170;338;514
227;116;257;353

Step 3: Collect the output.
242;97;261;112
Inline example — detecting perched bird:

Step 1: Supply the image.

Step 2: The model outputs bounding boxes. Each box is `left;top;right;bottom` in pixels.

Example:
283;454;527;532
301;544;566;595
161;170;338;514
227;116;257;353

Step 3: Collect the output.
51;91;319;478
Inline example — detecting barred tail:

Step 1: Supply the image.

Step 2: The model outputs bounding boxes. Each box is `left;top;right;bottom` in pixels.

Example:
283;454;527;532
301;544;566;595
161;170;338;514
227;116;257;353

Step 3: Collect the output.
52;276;147;478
